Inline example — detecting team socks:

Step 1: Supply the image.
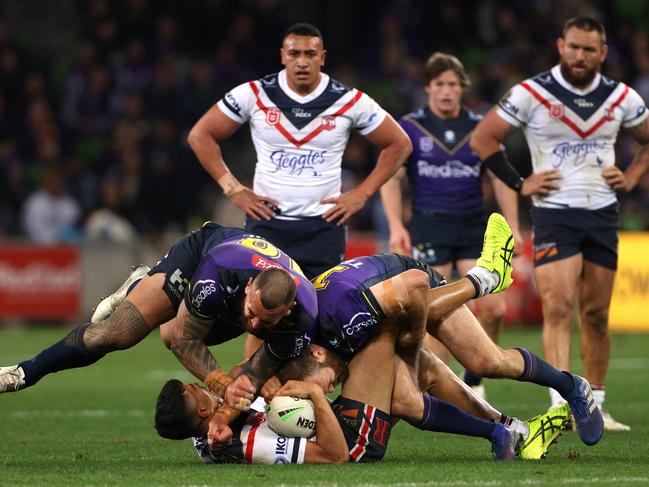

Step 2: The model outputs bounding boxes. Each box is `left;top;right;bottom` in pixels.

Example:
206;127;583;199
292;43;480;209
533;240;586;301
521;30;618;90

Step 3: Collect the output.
515;347;575;396
19;323;103;387
463;370;482;387
410;393;497;439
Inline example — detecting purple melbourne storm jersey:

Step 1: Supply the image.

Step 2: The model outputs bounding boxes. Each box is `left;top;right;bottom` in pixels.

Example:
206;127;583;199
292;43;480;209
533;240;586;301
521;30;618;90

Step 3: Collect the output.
400;106;484;214
186;233;317;360
312;254;445;360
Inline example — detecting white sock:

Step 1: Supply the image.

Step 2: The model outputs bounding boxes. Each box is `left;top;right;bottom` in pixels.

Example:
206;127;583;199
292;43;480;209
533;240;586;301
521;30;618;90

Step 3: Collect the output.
549;388;566;408
466;266;499;296
592;387;605;409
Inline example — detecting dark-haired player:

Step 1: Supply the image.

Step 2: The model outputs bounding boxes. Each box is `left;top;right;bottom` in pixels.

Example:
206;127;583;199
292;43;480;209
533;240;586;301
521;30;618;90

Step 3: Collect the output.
471;16;649;430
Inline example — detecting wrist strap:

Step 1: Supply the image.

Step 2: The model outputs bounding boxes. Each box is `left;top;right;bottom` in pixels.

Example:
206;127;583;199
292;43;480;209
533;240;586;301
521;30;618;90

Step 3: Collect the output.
483;151;524;192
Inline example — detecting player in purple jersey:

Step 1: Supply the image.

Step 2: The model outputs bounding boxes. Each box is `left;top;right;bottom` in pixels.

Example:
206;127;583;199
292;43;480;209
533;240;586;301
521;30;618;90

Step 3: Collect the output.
154;270;563;462
471;17;649;431
0;223;317;442
291;213;602;448
154;220;572;462
380;53;558;398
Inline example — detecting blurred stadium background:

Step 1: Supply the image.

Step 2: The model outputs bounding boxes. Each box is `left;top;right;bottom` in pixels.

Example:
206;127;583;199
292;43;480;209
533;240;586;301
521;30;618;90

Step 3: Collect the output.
1;0;648;326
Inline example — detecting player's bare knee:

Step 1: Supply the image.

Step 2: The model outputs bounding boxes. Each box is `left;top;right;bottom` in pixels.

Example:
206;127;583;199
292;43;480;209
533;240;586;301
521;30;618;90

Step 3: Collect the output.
83;301;150;354
582;306;609;334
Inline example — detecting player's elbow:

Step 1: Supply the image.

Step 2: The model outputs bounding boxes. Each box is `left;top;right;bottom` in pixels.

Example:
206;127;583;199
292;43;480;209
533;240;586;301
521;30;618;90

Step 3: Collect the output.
187;123;209;150
328;449;350;464
397;133;413;161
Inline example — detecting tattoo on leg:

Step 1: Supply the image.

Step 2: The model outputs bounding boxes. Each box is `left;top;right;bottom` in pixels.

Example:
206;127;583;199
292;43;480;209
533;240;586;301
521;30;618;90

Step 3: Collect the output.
83;301;151;355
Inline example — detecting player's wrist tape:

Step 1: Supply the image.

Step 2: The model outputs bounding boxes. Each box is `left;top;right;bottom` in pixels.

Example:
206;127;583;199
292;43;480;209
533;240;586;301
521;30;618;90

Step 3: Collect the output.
483;151;524;192
205;370;234;398
215;404;240;424
217;173;245;197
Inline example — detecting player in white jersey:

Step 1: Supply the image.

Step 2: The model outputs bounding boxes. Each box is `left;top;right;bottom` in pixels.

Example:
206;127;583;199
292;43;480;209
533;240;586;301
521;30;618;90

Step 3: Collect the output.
187;22;411;280
470;16;649;431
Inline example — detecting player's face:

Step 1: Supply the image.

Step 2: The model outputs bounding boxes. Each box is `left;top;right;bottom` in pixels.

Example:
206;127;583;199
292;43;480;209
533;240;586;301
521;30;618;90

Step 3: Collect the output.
242;287;292;332
280;34;326;95
557;27;607;88
425;69;463;119
183;383;219;433
302;345;346;393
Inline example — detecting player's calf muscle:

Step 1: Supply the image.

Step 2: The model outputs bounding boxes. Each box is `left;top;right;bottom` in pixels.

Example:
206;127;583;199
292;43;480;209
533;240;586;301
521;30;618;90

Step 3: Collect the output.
83;301;150;354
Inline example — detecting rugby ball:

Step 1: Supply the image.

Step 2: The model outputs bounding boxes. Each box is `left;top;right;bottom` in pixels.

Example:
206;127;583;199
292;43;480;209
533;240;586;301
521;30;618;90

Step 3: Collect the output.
265;396;316;438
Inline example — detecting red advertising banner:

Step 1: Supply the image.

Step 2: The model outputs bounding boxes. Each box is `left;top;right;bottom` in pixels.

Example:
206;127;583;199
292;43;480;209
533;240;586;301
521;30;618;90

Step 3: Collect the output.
0;245;81;319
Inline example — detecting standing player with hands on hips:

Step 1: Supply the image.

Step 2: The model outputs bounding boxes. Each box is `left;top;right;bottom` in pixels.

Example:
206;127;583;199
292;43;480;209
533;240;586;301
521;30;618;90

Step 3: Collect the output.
470;16;649;431
187;22;411;280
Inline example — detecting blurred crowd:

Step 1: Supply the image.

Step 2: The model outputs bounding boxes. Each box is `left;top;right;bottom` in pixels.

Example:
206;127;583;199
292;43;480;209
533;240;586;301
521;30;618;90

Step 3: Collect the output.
1;0;649;247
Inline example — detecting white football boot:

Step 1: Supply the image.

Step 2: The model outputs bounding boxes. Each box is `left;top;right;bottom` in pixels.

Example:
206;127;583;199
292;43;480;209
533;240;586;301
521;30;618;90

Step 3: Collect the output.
91;265;150;322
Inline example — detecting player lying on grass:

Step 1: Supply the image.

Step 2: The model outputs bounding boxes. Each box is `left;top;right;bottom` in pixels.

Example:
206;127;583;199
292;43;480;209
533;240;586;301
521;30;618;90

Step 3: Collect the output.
241;213;603;449
0;224;318;420
155;326;570;463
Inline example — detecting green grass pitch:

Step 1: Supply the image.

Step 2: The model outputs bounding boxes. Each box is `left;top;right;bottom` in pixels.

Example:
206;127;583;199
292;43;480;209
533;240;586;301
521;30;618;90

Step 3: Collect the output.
1;326;648;486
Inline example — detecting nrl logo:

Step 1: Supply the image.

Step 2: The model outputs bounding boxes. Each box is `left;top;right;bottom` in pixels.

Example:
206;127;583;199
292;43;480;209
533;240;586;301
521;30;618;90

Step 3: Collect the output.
266;108;281;126
549;103;564;120
321;116;336;130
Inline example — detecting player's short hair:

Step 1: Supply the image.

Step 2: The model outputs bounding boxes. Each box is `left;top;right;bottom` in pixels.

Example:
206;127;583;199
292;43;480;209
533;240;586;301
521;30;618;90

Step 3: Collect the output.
283;22;323;43
563;16;606;43
424;52;470;88
277;345;348;385
252;268;296;309
154;379;196;440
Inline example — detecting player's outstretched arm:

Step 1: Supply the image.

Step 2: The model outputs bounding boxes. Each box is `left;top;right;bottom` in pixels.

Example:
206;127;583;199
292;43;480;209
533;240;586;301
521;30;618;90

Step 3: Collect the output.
322;115;412;224
279;381;349;464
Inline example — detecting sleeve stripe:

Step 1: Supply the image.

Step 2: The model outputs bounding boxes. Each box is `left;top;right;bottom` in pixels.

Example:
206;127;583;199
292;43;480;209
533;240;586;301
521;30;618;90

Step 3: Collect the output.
497;101;526;125
221;97;241;116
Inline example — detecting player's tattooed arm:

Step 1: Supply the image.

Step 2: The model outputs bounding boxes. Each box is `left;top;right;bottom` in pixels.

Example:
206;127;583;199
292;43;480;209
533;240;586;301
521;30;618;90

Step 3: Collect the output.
239;344;284;391
626;117;649;144
169;300;220;381
611;119;649;192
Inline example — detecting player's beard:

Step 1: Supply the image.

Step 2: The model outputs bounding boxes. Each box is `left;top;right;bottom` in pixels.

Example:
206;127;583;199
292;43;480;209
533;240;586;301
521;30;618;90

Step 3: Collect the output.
559;59;599;89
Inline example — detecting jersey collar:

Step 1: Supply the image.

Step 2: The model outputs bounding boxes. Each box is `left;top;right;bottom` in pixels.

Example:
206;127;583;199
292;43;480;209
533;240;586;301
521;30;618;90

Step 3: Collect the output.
551;64;601;96
278;69;330;103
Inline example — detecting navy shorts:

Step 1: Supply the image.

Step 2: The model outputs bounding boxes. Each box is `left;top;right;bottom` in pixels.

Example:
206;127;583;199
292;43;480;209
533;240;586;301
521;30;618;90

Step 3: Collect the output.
148;222;244;309
331;396;392;463
530;203;619;270
409;211;486;266
245;217;346;280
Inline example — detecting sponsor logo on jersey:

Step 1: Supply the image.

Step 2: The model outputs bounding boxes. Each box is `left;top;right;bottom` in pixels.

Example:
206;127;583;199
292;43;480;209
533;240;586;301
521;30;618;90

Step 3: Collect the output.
342;312;378;336
330;81;346;93
573;98;594;108
416;159;481;178
224;92;241;114
262;77;277;87
292;108;312;119
534;242;558;262
266;108;281;126
269;149;326;176
251;255;300;288
549;103;565;120
419;137;434;152
169;268;188;299
273;456;289;464
192;279;216;308
500;98;520;116
551;141;605;168
321;116;336;130
275;436;289;455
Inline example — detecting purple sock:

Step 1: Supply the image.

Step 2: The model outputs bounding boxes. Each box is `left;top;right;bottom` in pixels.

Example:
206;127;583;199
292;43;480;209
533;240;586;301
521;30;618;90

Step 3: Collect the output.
515;347;574;396
411;394;496;439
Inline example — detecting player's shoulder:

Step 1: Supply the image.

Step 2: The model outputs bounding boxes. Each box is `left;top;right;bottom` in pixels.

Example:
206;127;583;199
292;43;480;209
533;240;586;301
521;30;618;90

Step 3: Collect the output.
400;107;426;123
462;106;483;123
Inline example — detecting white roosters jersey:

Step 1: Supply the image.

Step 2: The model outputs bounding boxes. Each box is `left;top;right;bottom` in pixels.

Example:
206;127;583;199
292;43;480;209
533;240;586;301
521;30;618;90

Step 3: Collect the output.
217;69;387;218
496;65;648;209
192;411;310;465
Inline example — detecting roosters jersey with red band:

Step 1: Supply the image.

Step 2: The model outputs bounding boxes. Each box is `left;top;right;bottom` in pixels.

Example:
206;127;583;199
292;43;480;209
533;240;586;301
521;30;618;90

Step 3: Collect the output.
186;233;317;360
496;65;648;210
217;69;387;218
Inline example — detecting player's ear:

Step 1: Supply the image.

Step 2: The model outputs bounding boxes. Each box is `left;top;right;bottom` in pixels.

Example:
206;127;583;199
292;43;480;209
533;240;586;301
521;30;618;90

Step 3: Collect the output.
245;277;254;294
321;49;326;67
197;406;211;418
284;300;296;316
556;36;564;56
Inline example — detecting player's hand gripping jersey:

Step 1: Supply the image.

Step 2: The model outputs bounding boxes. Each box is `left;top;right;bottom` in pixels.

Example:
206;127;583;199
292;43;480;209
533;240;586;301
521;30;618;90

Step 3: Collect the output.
217;70;387;218
186;233;317;359
496;65;648;210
